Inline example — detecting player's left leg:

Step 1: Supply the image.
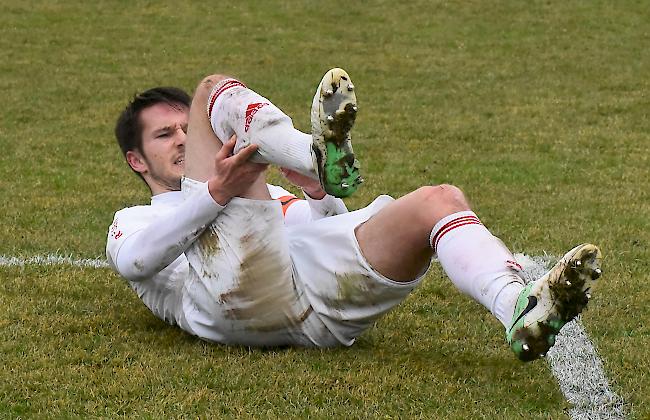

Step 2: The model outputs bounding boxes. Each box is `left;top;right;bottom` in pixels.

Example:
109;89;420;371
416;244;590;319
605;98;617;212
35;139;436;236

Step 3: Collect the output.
310;68;362;198
184;74;228;183
355;185;602;361
355;184;526;329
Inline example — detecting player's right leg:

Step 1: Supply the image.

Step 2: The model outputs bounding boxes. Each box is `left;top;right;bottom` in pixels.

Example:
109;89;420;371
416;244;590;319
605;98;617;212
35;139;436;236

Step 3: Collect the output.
185;74;270;199
179;74;327;346
204;69;362;198
310;68;362;198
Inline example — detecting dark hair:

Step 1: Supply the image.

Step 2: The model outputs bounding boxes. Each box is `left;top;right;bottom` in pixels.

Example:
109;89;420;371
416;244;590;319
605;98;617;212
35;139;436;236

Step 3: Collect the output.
114;86;191;179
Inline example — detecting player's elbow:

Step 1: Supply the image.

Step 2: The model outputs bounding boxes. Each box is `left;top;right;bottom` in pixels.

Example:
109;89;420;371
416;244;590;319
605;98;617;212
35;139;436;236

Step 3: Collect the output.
123;258;153;281
113;251;160;282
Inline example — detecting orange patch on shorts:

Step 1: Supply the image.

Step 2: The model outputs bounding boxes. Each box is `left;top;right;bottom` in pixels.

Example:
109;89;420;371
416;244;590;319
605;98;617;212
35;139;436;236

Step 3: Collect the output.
277;195;302;216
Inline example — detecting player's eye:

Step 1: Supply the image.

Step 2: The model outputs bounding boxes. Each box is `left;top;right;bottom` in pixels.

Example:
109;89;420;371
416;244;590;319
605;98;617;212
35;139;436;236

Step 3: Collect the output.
181;124;188;134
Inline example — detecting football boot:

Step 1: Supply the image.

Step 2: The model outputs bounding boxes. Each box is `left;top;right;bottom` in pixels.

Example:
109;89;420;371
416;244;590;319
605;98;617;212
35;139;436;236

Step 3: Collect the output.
310;68;362;198
507;243;603;361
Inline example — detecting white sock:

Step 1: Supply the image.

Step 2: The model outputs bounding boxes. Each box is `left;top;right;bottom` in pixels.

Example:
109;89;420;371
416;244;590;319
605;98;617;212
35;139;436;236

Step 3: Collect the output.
207;78;317;179
430;211;525;329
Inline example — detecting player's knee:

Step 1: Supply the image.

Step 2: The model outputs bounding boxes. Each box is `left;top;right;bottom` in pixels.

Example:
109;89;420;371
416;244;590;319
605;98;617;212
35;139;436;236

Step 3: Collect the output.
416;184;470;218
194;74;230;102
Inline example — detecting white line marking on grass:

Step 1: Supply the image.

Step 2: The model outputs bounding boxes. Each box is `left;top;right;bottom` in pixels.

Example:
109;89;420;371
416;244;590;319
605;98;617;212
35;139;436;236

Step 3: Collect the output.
0;254;109;268
515;253;627;420
1;252;627;417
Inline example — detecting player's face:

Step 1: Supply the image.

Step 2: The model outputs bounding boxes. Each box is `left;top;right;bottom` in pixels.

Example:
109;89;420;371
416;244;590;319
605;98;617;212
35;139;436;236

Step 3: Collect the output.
136;102;188;194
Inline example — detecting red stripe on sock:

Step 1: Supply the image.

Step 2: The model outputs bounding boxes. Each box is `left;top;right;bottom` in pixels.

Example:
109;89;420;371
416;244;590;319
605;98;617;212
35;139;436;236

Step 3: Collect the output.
506;260;523;271
432;215;482;252
207;79;247;117
431;215;479;246
434;220;482;251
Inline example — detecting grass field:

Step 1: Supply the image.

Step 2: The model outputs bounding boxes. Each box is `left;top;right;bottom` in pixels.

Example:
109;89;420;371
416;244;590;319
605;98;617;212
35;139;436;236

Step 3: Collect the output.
1;0;648;418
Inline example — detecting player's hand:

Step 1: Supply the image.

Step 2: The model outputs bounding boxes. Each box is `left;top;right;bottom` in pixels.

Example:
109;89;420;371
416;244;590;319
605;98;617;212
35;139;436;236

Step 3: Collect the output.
280;168;326;200
208;136;268;205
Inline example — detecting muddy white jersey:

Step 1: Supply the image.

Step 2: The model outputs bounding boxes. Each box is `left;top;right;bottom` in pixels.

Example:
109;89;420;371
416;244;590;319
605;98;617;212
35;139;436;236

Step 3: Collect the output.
106;182;347;335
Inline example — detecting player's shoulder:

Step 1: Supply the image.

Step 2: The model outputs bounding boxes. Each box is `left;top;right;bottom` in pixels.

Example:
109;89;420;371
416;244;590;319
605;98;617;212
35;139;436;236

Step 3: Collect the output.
109;203;159;231
108;203;155;242
113;203;154;219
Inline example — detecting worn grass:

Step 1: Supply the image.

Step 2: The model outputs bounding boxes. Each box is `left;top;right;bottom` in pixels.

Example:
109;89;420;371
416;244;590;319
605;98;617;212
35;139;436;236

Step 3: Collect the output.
1;0;648;418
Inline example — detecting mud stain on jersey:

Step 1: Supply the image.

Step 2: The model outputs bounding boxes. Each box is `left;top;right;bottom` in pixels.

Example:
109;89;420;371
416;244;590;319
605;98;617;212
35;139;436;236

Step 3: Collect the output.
219;230;308;333
193;228;222;280
162;242;184;267
197;227;221;257
245;305;314;333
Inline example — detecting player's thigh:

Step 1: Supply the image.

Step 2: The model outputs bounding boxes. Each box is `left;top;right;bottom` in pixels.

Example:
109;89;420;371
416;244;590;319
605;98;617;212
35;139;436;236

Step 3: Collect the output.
288;196;424;346
355;185;470;281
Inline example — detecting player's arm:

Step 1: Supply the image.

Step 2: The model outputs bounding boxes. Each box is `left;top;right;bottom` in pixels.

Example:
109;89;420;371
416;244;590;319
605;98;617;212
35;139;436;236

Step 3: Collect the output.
107;185;224;281
109;139;267;281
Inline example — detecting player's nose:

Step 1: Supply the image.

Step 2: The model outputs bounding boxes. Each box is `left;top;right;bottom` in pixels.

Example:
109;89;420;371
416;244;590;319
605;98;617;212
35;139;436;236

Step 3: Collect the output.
174;126;187;146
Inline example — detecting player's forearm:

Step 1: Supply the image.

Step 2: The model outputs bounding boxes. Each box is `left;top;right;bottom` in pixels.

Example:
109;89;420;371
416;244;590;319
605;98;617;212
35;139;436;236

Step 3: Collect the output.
114;184;224;280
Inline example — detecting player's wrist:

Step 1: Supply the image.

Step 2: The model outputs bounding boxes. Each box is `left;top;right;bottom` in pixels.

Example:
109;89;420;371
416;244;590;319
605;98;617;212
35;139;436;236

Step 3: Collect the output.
208;178;232;206
302;186;326;200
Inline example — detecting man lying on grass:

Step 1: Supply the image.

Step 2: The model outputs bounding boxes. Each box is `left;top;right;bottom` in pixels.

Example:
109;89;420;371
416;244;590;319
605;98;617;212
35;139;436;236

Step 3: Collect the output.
107;68;602;361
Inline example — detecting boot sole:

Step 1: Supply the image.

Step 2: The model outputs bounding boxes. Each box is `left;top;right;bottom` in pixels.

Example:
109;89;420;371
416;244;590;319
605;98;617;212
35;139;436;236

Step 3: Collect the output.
311;68;362;198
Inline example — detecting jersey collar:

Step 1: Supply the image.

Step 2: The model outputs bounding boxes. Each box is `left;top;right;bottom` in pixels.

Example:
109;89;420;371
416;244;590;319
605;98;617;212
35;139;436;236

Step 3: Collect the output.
150;191;183;206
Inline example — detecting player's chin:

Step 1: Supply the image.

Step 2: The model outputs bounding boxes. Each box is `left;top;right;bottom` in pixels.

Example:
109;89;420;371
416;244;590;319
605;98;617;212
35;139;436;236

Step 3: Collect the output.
172;164;184;177
170;170;184;189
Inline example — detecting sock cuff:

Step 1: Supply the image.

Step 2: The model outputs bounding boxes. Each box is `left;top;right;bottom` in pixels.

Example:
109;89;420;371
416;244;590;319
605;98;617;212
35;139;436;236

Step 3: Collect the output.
206;78;247;118
429;210;482;252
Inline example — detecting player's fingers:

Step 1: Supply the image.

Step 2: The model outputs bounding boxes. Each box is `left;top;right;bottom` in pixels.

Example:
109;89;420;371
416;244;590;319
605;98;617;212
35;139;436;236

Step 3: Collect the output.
233;143;259;164
217;136;237;159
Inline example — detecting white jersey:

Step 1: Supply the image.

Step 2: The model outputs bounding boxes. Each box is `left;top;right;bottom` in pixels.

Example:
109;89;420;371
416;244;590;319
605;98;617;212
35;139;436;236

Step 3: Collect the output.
106;183;348;336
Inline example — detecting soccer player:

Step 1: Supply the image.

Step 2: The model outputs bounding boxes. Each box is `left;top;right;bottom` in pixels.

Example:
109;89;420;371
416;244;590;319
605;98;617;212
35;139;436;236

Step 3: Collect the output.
107;69;602;361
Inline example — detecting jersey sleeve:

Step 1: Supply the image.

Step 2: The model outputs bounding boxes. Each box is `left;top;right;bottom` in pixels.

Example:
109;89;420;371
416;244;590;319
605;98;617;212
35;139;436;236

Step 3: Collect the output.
303;192;348;218
266;184;348;226
106;207;150;272
106;183;224;281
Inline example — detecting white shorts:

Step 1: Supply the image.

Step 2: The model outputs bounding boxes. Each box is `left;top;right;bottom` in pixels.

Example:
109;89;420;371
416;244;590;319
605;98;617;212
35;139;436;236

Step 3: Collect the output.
182;179;428;347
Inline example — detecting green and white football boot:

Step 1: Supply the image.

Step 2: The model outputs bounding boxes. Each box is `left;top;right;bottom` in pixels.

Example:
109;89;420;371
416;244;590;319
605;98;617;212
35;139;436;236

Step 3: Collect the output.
507;243;603;362
311;68;362;198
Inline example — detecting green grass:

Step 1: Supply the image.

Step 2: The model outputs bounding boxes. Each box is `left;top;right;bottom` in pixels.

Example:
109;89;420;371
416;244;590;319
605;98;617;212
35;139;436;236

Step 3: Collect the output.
1;0;649;417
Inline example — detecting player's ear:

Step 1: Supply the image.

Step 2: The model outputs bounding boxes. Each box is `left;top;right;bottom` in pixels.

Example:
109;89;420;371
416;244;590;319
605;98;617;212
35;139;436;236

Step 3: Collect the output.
126;150;148;174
